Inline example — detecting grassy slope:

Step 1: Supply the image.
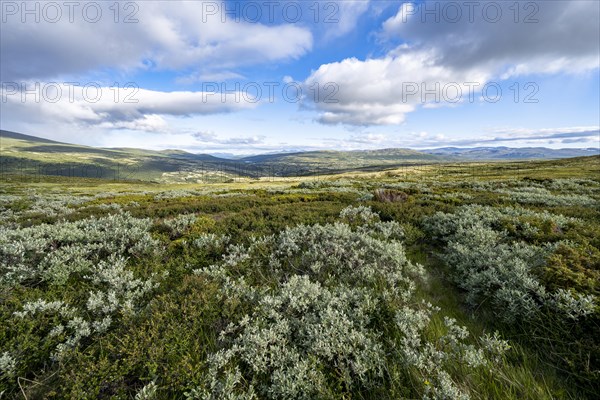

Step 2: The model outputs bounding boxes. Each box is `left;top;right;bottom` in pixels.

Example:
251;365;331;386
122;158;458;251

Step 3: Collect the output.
0;130;242;182
1;156;599;398
4;130;597;182
1;130;447;181
241;148;447;172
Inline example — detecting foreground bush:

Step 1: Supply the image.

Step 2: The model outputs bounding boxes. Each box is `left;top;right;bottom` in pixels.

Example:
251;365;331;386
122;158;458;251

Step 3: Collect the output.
0;212;162;391
424;205;599;390
189;207;509;399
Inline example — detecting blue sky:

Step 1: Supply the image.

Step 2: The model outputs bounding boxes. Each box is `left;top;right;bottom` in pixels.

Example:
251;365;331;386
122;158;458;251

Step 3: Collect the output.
1;0;599;154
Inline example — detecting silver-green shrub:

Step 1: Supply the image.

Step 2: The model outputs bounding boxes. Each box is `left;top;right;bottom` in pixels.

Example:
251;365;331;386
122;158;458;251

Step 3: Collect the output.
200;276;385;399
163;213;199;236
190;206;509;398
0;352;17;379
9;254;159;360
0;211;159;286
396;303;509;400
496;187;598;207
1;211;162;365
424;205;596;323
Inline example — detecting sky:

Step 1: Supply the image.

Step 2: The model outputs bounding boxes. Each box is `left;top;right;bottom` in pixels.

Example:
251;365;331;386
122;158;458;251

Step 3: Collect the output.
1;0;599;155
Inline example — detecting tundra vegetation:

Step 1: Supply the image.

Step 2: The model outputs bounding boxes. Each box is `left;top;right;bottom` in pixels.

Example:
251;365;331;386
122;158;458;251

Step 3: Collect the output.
0;157;599;399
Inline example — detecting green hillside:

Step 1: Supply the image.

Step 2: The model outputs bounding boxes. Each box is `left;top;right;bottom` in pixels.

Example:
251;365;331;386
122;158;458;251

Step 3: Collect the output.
0;131;448;182
0;130;245;183
1;156;599;399
241;148;446;174
2;130;597;183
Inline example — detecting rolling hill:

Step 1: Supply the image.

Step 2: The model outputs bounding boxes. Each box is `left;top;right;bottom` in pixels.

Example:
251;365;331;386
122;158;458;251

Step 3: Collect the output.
0;130;447;182
0;130;241;183
1;130;598;182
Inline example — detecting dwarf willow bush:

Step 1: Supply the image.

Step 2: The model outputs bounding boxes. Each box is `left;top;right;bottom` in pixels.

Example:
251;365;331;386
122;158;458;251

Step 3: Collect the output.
424;192;474;202
194;233;231;251
424;202;600;392
426;204;576;243
395;303;510;400
0;211;162;383
297;179;356;189
162;213;199;237
11;256;159;360
0;190;135;225
0;211;159;286
0;352;17;379
135;381;159;400
424;205;595;323
195;276;386;399
496;187;598;207
0;192;89;226
545;178;600;194
187;206;509;399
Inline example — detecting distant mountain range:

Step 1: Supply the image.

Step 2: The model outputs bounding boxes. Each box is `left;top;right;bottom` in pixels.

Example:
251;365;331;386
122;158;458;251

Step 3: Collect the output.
421;146;599;160
1;130;598;182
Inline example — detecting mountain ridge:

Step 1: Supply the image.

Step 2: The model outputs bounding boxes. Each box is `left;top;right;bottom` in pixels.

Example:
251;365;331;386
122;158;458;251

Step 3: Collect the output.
3;130;597;161
1;130;598;182
422;146;599;159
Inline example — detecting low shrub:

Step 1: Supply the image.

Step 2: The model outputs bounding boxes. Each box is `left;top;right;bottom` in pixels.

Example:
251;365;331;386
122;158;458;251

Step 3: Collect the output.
187;207;509;399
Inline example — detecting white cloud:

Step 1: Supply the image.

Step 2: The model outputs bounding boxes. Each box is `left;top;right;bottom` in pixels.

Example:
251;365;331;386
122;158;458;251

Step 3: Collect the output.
0;1;313;82
192;130;219;142
192;131;264;145
305;1;599;126
381;1;599;77
316;126;599;151
1;85;259;132
347;133;387;144
486;126;600;142
304;49;490;125
324;0;371;39
98;115;170;133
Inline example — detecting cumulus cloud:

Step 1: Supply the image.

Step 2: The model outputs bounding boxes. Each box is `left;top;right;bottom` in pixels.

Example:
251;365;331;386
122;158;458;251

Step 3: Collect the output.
192;130;219;141
305;1;600;126
346;133;387;144
382;1;599;76
1;85;258;132
98;114;170;133
304;49;490;125
0;1;313;82
324;0;371;39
